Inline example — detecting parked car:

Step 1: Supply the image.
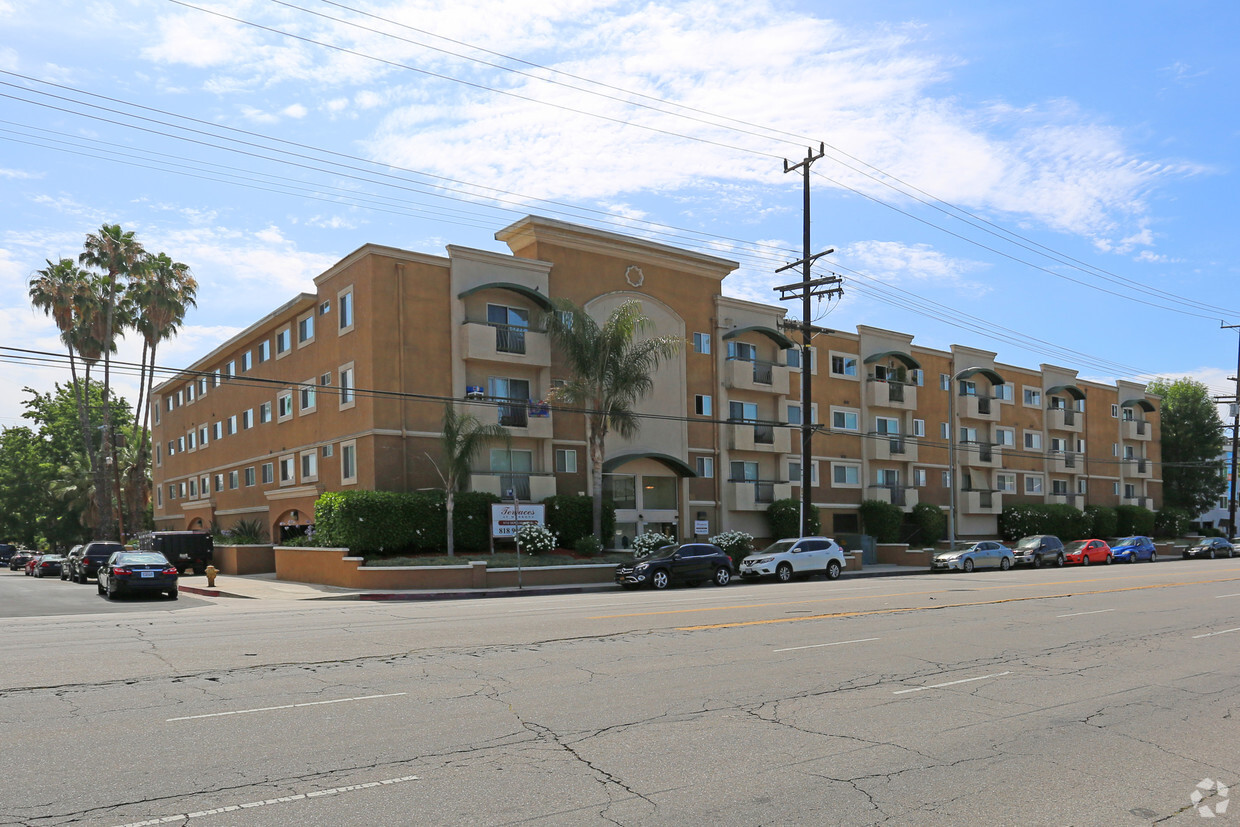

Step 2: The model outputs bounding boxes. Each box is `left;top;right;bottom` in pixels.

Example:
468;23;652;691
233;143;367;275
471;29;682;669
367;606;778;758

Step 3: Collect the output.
615;542;733;590
739;537;845;582
68;541;124;583
0;543;16;565
931;541;1015;572
32;554;65;578
1183;537;1235;560
136;530;214;575
1011;535;1065;568
9;550;36;571
97;551;179;600
1063;539;1112;566
60;545;84;580
1110;536;1158;563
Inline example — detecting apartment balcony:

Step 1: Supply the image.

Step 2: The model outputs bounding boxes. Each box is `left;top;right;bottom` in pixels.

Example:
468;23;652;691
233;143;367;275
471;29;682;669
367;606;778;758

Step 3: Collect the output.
869;433;918;462
725;479;792;512
959;393;1000;422
470;472;557;502
723;357;791;395
1049;451;1081;474
962;489;1003;515
866;377;917;411
867;484;919;512
1121;495;1154;510
959;440;1001;469
460;321;551;366
494;399;554;439
1122;418;1152;442
727;420;792;454
1046;407;1083;434
1125;457;1153;479
1048;492;1084;509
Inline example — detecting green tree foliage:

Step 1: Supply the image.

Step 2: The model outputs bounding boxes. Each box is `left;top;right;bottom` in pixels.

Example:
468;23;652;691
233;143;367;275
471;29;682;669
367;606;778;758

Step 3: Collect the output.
911;502;947;545
0;427;52;547
859;499;903;543
766;498;820;539
1154;507;1191;538
1148;377;1226;516
544;494;616;549
1115;505;1156;537
998;504;1092;542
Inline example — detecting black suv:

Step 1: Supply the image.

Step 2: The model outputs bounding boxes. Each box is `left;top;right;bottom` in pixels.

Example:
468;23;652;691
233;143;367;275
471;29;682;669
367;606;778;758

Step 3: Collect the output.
0;544;16;565
1011;535;1065;568
68;541;125;583
615;542;734;590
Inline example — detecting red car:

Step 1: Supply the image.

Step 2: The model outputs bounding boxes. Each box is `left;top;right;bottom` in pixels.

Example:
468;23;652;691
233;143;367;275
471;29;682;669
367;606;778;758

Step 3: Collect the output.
1063;539;1112;566
24;553;44;576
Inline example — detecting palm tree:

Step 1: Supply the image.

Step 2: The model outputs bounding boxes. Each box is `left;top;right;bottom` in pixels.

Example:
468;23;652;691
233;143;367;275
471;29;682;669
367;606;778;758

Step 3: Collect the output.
29;258;94;462
543;299;681;540
430;403;508;557
80;224;146;539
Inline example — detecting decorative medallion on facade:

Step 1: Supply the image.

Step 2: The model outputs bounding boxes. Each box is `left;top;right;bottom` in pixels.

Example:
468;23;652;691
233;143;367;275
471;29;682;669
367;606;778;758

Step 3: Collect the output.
625;265;645;288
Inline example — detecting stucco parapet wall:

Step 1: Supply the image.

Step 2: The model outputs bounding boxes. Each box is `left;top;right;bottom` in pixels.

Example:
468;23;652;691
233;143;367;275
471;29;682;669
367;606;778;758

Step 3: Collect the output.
274;546;616;590
312;243;449;287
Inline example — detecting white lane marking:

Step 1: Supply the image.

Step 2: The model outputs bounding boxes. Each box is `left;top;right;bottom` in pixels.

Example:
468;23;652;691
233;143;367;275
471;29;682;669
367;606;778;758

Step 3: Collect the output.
893;671;1011;695
1056;608;1116;618
113;775;420;826
166;693;406;722
1193;627;1240;639
1215;593;1240;599
774;637;881;653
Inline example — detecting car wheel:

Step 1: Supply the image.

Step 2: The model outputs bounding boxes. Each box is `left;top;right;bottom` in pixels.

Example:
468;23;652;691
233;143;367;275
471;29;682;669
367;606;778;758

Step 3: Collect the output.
1230;547;1236;559
1032;555;1042;569
1151;551;1158;563
168;589;179;600
60;570;68;580
714;567;731;587
963;558;974;573
1105;554;1113;565
651;569;670;590
776;563;793;583
1056;554;1065;567
1081;554;1090;566
1000;557;1011;571
97;579;105;595
826;560;842;581
106;582;117;600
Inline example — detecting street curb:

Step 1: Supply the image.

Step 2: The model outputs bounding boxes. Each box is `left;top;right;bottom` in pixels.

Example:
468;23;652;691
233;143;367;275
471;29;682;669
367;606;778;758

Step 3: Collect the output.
349;585;605;601
178;584;255;599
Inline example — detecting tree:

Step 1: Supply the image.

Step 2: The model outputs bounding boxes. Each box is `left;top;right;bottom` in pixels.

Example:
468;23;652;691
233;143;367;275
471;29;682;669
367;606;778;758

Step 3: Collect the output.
543;299;681;540
1148;377;1226;516
428;404;508;557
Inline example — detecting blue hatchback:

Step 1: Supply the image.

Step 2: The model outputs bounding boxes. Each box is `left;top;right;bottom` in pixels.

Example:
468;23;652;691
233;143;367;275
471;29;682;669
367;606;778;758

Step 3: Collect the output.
1110;536;1157;563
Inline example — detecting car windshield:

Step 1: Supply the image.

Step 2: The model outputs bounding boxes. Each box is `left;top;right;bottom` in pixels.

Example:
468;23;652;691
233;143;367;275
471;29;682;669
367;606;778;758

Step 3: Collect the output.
1063;540;1089;553
635;545;676;560
116;553;170;566
756;541;797;556
1014;537;1043;550
1113;537;1140;546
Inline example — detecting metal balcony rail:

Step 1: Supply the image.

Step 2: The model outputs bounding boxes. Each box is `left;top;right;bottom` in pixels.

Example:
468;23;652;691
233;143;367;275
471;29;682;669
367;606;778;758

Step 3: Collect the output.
753;423;775;444
726;355;778;385
729;479;778;503
498;473;530;500
868;483;907;506
496;399;528;428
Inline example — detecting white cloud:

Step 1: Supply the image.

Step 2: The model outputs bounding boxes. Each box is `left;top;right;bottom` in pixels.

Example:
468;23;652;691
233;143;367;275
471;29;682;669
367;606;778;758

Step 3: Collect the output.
282;103;308;119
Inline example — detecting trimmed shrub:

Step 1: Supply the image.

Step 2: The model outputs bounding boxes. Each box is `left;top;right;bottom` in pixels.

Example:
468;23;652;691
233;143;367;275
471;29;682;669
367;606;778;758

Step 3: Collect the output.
453;491;501;553
1115;504;1156;537
709;530;754;569
998;504;1092;542
313;489;497;555
1154;507;1191;539
515;524;558;554
1085;505;1117;539
860;499;903;543
910;502;946;546
543;494;616;548
767;498;820;539
573;535;604;557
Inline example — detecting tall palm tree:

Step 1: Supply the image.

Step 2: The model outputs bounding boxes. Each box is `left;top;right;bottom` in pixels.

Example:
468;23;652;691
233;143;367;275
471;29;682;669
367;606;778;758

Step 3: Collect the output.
431;404;508;557
29;258;94;462
80;224;146;539
543;299;681;540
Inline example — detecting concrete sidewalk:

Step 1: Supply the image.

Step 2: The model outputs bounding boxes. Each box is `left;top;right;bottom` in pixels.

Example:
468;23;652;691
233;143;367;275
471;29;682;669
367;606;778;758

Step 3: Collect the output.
176;564;919;602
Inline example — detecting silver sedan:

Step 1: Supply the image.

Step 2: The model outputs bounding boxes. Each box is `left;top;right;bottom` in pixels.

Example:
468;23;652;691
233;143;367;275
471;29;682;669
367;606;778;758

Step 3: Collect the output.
931;541;1015;573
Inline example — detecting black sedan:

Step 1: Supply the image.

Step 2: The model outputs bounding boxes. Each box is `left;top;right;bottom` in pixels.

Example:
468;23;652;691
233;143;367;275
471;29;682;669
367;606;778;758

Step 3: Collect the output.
8;550;35;571
615;542;733;590
32;554;65;578
97;552;180;600
1183;537;1236;560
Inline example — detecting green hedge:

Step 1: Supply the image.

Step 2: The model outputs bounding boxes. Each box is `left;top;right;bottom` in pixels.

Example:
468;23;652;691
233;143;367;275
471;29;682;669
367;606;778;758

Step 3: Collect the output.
1084;505;1117;539
765;498;820;539
1115;504;1156;537
543;494;615;547
1154;507;1191;538
860;499;903;543
911;502;946;545
998;504;1092;542
314;490;499;555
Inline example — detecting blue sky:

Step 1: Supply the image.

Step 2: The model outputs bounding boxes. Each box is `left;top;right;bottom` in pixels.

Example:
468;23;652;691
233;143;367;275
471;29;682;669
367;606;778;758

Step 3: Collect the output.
2;0;1238;428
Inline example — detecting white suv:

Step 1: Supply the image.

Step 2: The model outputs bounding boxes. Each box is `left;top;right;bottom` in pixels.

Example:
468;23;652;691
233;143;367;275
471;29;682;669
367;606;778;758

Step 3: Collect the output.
739;537;845;582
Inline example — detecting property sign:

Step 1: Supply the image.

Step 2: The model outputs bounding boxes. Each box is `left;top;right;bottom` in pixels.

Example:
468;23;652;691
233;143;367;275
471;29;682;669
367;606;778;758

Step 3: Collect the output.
694;519;709;537
491;504;546;538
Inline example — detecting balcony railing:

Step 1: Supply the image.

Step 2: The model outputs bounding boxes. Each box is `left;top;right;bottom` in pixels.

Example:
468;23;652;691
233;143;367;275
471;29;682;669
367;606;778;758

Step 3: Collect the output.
961;440;995;463
1049;407;1076;426
492;323;529;355
498;473;531;500
753;423;775;445
727;356;778;386
731;479;777;503
497;400;528;428
869;484;907;506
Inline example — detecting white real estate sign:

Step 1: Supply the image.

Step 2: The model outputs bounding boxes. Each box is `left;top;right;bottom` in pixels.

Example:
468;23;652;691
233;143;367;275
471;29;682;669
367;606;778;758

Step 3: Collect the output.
490;504;546;538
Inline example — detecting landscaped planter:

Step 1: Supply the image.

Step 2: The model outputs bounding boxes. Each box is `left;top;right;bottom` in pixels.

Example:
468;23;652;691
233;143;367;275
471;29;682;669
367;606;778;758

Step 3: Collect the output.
214;544;276;575
876;543;929;566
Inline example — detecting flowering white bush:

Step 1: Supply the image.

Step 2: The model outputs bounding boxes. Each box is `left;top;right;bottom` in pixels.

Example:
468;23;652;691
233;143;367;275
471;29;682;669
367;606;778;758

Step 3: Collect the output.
709;530;753;562
631;531;675;557
515;524;558;554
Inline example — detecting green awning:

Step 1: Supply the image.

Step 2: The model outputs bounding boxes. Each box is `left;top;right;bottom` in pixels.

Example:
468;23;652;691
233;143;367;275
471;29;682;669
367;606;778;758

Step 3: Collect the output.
1046;384;1087;401
956;367;1005;386
863;350;922;370
457;281;554;311
722;326;795;349
603;452;697;477
1121;398;1156;412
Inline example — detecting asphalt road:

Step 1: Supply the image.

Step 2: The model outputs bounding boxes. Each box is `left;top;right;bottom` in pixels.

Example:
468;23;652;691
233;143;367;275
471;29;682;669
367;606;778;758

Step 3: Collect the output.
0;569;210;617
2;559;1238;825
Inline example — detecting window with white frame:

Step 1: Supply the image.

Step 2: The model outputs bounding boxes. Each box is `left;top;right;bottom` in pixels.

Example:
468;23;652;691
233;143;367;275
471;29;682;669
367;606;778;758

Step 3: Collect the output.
226;415;237;435
1077;478;1087;495
257;339;271;363
789;461;819;486
338;287;355;333
995;427;1015;447
301;450;318;482
831;408;859;431
1024;475;1044;494
153;400;161;425
185;383;195;402
994;384;1013;402
212;421;223;440
300;382;316;412
297;312;315;345
167;396;175;412
996;472;1016;492
1023;387;1042;407
175;390;183;407
261;462;274;484
242;409;254;430
1124;482;1137;499
694;395;712;416
279;455;295;485
155;444;162;467
940;373;950;391
275;327;292;356
224;360;235;379
214;473;224;492
730;460;759;482
940;422;950;440
156;487;162;507
913;418;925;437
320;299;331;315
692;332;710;354
1111;403;1119;417
240;351;252;372
913;468;927;487
830;352;858;377
1024;431;1042;450
942;470;951;488
1052;478;1069;495
259;402;272;424
909;369;924;386
176;436;185;452
245;467;255;487
199;425;208;447
321;444;333;458
228;470;239;490
189;478;197;498
787;404;802;426
832;463;860;486
187;430;196;450
341;440;357;483
339;364;355;407
695;456;714;478
1112;443;1119;456
555;449;577;474
277;391;294;421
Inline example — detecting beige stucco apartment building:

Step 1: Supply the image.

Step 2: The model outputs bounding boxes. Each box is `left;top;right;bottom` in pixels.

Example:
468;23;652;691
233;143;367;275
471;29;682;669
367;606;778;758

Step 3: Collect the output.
150;216;1161;546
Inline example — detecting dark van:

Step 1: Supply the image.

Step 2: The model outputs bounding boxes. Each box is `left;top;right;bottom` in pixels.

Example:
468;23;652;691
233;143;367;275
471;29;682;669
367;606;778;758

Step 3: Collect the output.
136;531;214;574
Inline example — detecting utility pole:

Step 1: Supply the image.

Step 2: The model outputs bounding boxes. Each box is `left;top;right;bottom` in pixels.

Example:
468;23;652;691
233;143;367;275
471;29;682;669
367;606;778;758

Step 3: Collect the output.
1224;324;1240;539
775;143;843;537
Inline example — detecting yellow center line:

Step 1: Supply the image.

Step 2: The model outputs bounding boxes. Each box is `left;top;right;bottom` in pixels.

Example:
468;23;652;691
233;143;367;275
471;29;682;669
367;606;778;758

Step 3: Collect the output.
588;572;1240;620
677;578;1240;630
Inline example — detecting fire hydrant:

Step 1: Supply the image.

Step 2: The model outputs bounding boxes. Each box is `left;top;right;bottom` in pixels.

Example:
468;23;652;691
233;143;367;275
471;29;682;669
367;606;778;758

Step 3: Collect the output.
205;565;218;588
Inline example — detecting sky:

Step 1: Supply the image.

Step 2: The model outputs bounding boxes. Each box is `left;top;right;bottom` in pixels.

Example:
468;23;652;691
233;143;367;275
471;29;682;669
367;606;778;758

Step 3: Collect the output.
2;0;1239;429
